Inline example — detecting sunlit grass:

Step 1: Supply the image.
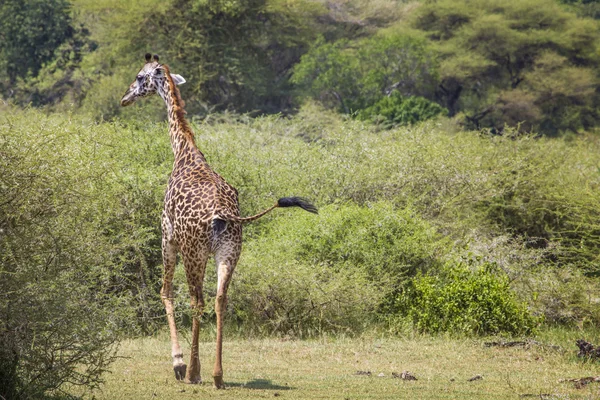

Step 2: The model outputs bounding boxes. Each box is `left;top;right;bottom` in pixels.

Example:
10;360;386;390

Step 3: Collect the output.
92;331;600;399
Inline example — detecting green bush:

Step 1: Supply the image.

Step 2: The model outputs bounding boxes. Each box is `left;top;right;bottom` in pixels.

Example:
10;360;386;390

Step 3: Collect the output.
516;267;600;327
3;102;600;369
292;203;444;284
130;112;600;329
472;132;600;275
224;202;447;335
355;92;447;127
230;257;381;336
196;112;600;279
0;106;170;398
393;263;539;335
292;32;438;113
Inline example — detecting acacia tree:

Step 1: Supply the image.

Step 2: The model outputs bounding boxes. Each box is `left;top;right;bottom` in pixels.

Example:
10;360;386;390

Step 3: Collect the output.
410;0;600;134
291;32;439;115
0;0;72;85
0;0;95;106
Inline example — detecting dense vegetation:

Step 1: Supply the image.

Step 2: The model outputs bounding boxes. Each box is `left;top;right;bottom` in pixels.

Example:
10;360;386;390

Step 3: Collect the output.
1;0;599;134
3;103;600;397
1;0;600;398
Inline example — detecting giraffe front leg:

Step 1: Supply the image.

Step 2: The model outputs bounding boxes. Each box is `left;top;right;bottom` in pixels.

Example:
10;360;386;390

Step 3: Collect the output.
161;238;186;381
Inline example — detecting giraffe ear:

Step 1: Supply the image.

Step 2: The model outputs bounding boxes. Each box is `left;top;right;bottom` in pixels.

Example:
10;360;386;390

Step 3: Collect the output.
170;74;186;86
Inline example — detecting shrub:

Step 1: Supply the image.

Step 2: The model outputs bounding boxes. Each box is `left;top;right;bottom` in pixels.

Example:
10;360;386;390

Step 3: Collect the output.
292;32;438;113
473;133;600;275
166;113;600;329
231;258;380;336
516;267;600;327
292;202;445;285
4;102;600;360
197;113;600;277
355;92;447;127
392;263;539;335
225;202;447;335
0;107;170;398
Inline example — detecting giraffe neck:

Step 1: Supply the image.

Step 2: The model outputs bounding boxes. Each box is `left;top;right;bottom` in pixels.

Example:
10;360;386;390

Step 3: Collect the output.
157;72;203;160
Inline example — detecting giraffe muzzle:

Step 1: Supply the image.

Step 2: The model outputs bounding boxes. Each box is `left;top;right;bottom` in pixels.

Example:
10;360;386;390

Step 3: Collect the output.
120;89;136;107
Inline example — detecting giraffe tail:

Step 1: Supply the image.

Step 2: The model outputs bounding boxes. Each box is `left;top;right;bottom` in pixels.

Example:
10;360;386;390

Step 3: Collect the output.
216;197;317;227
276;197;318;214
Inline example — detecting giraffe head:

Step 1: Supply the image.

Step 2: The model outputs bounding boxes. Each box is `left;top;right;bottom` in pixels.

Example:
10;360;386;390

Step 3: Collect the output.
121;53;186;107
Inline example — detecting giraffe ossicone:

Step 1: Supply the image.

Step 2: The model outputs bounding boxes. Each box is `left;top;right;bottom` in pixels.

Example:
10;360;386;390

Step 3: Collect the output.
121;54;317;389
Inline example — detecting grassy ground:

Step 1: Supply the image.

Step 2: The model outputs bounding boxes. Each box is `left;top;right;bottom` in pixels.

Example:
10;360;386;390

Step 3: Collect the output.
91;331;600;399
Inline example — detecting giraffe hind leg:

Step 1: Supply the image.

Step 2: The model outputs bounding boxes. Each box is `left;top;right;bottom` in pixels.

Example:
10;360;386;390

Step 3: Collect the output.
213;241;240;389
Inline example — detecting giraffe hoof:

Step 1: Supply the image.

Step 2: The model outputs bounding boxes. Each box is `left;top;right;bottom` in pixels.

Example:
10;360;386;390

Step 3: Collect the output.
213;375;225;389
184;377;201;385
174;364;187;381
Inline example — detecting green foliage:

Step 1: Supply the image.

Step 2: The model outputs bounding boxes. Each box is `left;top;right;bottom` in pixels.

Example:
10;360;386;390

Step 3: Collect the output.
2;0;599;137
293;203;444;283
3;103;600;398
355;92;447;127
292;32;438;113
230;202;445;335
0;0;72;85
291;37;358;111
231;255;381;336
70;0;406;118
0;0;95;106
473;133;600;275
288;0;600;135
234;112;599;323
517;267;600;327
198;109;600;279
408;0;600;134
0;107;171;398
393;263;539;335
72;0;332;118
560;0;600;19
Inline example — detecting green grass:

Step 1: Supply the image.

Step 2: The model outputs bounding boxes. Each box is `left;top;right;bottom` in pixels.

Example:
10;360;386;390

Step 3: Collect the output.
90;332;600;399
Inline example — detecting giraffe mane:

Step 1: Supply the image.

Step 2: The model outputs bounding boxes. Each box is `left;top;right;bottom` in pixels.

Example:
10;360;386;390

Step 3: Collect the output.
163;64;193;138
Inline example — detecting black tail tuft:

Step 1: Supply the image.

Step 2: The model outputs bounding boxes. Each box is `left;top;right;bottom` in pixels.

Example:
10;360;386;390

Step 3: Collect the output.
277;197;318;214
212;218;227;236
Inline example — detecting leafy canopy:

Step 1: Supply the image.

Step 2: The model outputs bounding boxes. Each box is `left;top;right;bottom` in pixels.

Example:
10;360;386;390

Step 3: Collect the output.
409;0;600;134
292;32;438;115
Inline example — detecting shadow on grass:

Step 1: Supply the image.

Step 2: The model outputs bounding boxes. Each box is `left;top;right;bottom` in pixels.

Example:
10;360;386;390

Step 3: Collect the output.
227;379;293;390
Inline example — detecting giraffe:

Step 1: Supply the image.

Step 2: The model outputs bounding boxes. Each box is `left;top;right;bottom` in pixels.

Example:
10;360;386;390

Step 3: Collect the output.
120;53;317;388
